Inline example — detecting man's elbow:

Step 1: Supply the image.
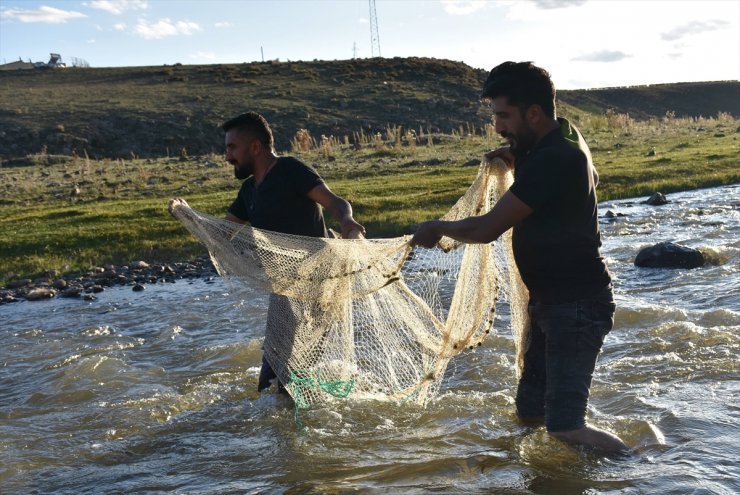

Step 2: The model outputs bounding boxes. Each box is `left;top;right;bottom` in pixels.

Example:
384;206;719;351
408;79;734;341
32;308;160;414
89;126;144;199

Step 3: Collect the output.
224;212;247;224
331;198;352;220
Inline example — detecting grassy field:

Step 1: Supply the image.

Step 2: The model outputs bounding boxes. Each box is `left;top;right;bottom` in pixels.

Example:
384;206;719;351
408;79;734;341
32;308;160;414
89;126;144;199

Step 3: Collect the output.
1;111;738;286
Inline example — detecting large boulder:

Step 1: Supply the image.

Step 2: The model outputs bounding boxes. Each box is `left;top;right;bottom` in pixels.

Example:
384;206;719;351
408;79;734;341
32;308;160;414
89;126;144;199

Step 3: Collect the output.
634;241;705;269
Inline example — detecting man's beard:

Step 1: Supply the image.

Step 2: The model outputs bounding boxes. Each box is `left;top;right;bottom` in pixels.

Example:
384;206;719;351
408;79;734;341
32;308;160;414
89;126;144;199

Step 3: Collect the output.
234;164;251;180
502;126;537;155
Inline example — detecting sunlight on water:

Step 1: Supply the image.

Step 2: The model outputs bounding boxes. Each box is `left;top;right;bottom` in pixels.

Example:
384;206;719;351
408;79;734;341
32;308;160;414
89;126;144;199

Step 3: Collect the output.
1;184;739;494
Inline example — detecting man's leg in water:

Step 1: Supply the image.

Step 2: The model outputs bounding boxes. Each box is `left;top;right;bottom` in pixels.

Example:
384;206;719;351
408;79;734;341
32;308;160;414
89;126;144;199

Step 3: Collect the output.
515;302;546;426
257;354;285;393
259;294;292;394
533;288;628;453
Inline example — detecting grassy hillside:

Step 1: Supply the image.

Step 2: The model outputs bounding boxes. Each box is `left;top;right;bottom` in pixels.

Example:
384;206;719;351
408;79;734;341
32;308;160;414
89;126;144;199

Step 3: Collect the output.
559;81;740;120
0;57;490;160
1;57;738;161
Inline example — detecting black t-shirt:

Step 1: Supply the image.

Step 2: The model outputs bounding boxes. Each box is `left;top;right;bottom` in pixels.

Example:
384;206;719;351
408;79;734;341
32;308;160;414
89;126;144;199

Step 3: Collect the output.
508;118;611;303
228;156;328;237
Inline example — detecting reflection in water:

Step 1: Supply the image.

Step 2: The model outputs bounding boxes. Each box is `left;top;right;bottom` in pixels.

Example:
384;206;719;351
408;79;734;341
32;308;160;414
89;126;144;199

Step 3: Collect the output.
1;184;738;494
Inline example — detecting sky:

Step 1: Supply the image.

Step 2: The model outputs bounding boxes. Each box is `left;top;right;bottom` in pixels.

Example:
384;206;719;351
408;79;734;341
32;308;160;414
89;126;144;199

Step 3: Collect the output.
0;0;738;89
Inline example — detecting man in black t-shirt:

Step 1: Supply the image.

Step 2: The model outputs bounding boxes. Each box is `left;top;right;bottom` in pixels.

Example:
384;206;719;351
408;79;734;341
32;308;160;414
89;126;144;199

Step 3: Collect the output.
411;62;627;453
222;112;365;394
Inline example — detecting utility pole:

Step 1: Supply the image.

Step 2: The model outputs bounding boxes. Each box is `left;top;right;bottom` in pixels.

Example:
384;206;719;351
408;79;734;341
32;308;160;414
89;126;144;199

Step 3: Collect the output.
352;41;358;59
369;0;381;58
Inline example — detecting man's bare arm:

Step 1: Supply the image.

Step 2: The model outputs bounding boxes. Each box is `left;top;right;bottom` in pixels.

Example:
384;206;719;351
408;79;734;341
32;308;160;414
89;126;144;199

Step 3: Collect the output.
306;183;366;238
411;191;533;248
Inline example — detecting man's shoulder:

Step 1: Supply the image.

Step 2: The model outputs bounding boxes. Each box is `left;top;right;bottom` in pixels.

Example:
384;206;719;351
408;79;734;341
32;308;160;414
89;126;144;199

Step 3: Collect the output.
534;128;589;165
277;155;309;169
525;140;569;167
277;156;324;180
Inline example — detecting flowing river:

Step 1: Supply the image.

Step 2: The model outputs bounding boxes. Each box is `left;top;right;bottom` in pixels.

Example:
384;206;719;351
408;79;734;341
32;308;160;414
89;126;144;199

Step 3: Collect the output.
1;184;738;494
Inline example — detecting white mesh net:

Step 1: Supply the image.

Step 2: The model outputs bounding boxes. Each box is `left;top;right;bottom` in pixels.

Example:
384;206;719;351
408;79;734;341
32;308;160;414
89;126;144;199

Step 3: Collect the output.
170;158;530;408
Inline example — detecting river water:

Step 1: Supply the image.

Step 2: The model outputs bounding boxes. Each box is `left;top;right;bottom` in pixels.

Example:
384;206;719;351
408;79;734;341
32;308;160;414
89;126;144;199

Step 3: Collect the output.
1;184;738;494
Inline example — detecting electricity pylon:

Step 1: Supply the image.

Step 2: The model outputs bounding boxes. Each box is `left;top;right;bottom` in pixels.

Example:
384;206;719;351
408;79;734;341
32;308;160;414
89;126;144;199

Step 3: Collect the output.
369;0;381;57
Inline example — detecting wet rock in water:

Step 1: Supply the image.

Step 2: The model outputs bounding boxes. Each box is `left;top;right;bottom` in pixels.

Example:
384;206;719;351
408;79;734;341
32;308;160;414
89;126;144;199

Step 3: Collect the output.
604;210;627;220
132;284;146;292
25;288;57;301
1;291;19;303
83;294;97;301
644;192;669;206
635;241;705;269
61;286;83;298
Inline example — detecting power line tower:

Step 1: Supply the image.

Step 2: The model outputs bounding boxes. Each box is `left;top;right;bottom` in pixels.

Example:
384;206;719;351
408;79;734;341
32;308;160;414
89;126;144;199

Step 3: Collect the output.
369;0;381;57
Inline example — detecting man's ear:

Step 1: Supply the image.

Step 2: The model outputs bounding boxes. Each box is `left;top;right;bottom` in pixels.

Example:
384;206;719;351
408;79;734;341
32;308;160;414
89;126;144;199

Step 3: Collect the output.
250;139;262;155
526;104;544;125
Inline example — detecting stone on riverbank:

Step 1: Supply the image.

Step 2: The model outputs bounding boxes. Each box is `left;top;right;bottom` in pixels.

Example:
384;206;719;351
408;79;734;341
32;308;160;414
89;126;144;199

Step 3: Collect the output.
7;279;32;289
0;255;217;305
26;288;57;301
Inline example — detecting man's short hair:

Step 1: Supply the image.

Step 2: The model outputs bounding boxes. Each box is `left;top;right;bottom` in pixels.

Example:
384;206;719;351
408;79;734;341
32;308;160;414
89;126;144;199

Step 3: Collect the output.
221;112;275;149
481;61;556;119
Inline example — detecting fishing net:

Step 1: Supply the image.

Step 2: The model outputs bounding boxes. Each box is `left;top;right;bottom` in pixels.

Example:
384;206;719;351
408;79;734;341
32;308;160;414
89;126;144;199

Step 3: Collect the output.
169;158;529;409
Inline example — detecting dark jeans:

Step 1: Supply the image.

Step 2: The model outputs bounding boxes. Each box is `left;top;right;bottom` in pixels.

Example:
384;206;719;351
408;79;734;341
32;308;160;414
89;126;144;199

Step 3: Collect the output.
515;286;616;432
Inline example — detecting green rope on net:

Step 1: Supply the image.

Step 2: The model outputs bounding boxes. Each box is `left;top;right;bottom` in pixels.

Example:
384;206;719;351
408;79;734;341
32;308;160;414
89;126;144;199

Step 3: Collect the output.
288;369;356;428
316;370;355;398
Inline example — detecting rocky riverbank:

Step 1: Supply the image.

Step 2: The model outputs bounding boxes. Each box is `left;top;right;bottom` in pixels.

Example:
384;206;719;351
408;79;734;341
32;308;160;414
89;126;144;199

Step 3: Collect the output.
0;255;218;305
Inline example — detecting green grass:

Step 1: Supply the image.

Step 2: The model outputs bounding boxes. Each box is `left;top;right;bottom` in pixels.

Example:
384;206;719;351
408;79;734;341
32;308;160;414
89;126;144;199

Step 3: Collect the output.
1;114;738;285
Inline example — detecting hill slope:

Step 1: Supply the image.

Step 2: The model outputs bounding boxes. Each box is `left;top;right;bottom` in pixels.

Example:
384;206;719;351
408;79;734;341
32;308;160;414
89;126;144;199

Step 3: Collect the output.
559;81;740;120
1;57;738;160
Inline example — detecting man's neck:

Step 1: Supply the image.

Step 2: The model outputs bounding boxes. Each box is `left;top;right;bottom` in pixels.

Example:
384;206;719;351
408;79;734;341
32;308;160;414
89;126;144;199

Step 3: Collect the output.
254;153;279;184
541;117;560;137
